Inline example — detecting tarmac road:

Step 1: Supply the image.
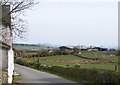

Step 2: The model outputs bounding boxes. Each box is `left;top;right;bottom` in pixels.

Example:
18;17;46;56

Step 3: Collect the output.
15;64;76;84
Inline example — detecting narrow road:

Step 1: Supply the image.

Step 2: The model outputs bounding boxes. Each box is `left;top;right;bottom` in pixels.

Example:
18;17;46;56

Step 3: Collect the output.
15;64;75;83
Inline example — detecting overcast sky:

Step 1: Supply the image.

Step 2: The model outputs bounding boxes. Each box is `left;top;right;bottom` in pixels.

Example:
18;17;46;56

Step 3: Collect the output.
14;0;118;48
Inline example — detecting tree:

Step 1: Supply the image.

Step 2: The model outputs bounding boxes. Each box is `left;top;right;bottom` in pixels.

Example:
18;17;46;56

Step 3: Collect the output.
0;0;38;39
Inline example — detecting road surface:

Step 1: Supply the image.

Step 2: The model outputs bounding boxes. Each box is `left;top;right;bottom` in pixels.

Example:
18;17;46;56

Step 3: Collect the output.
15;64;76;83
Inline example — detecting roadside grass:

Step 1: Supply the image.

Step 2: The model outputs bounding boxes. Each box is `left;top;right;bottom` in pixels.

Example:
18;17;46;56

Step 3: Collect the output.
13;74;22;84
13;75;21;81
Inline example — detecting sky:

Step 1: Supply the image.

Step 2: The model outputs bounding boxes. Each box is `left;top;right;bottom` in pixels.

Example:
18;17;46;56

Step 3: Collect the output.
14;0;118;48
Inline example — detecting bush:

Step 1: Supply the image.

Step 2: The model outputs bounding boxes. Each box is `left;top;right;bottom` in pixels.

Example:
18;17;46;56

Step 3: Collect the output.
15;58;41;69
66;64;70;68
62;51;69;55
53;49;63;55
74;63;80;68
37;50;49;57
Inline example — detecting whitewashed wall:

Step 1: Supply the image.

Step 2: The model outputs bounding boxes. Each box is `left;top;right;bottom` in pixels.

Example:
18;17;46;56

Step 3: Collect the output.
8;48;14;83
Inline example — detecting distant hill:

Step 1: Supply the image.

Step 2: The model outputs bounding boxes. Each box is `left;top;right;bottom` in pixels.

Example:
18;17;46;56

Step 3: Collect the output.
13;43;58;50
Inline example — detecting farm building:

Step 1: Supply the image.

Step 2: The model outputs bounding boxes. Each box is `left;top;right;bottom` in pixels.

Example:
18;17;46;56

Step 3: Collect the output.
59;46;74;53
80;46;88;51
59;46;80;53
92;47;108;51
59;46;72;51
81;46;108;51
0;5;14;84
88;48;98;51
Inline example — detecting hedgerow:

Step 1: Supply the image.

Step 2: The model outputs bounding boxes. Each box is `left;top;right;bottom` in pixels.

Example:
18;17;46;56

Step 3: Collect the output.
15;58;120;84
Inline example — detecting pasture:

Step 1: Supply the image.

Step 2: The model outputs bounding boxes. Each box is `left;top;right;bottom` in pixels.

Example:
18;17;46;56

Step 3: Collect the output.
15;50;119;84
19;51;119;71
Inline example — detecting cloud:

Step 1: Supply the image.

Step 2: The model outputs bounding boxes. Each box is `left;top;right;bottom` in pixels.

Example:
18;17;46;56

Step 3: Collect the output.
39;0;119;3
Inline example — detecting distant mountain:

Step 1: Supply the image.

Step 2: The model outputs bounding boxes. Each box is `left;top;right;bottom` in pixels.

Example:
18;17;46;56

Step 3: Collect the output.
13;43;58;50
36;43;59;48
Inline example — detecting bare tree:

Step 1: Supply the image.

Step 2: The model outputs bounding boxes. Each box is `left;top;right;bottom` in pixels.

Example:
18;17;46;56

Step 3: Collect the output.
0;0;38;40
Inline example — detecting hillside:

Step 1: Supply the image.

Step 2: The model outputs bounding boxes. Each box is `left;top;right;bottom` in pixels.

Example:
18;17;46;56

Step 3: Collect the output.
13;43;57;50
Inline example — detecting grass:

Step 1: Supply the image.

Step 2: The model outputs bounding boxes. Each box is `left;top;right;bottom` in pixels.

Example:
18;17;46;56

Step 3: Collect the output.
20;51;118;71
81;51;118;59
13;75;21;82
15;51;119;84
40;55;83;60
40;61;117;71
13;74;23;85
39;52;118;68
81;51;104;58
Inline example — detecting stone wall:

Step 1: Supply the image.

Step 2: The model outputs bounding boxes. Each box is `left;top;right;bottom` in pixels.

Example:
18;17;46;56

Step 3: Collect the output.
0;5;12;84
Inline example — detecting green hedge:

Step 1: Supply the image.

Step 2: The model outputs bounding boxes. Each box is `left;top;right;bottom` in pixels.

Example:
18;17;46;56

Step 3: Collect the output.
15;58;41;69
41;66;120;84
15;58;120;84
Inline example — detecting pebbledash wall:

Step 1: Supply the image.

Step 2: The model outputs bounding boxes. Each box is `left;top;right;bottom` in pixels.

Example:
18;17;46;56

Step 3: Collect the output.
0;5;14;84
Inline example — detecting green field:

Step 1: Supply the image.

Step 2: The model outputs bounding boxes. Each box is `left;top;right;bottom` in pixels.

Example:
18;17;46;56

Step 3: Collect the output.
15;51;119;84
21;51;119;71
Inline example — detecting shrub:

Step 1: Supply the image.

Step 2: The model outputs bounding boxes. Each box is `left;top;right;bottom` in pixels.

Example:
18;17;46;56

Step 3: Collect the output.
62;51;69;55
37;50;49;57
74;63;80;68
66;64;70;68
15;58;41;69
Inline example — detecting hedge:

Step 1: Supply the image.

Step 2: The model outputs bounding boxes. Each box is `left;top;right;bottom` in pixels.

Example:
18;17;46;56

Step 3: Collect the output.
15;58;120;84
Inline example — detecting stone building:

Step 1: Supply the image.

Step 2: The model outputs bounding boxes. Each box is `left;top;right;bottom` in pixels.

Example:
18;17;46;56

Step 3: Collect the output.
0;5;14;84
